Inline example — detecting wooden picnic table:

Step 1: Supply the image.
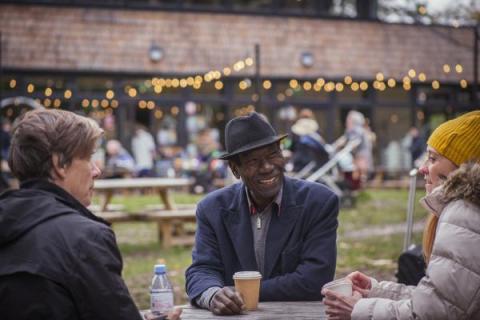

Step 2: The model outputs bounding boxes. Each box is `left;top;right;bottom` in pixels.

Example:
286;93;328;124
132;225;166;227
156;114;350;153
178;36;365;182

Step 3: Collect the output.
93;177;196;248
159;301;327;319
94;177;193;212
145;208;197;249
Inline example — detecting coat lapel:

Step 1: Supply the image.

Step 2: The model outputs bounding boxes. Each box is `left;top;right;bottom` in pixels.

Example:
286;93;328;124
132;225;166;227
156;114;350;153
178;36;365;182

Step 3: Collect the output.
222;185;258;271
264;178;302;278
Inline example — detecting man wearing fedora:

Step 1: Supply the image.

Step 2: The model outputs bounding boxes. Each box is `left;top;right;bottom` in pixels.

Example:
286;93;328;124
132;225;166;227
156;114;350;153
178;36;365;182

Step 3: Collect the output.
185;112;338;315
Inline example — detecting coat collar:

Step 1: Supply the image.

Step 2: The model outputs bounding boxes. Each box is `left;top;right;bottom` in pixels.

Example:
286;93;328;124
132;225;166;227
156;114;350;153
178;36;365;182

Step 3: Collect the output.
420;186;448;218
20;178;110;226
222;177;302;278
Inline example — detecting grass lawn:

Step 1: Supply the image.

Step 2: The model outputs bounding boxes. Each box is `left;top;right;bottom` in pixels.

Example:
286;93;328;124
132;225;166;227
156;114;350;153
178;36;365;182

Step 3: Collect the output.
107;188;428;310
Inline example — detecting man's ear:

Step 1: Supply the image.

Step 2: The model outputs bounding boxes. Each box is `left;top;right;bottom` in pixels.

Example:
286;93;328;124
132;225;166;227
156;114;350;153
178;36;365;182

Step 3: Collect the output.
228;162;240;179
51;153;66;180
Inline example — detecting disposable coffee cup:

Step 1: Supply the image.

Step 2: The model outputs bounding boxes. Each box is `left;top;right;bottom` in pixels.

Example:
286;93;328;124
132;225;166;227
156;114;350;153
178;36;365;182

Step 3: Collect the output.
322;278;353;296
233;271;262;311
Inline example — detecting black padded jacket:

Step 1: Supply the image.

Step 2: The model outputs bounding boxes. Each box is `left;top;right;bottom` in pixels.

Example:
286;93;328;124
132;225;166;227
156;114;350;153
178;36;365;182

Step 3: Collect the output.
0;179;142;320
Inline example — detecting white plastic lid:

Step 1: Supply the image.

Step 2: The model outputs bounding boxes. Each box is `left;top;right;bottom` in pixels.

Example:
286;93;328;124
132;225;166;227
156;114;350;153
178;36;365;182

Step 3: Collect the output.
233;271;262;279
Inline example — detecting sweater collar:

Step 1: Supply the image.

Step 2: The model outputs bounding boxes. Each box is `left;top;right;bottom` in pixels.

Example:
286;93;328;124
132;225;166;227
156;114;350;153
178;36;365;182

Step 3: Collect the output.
245;184;283;216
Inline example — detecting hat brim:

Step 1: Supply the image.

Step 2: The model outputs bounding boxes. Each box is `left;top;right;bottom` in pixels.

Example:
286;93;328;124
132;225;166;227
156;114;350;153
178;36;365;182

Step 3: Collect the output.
219;134;288;160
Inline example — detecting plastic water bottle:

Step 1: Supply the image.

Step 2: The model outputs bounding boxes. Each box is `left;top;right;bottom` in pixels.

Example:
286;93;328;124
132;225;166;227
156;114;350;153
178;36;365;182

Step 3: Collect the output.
150;264;174;314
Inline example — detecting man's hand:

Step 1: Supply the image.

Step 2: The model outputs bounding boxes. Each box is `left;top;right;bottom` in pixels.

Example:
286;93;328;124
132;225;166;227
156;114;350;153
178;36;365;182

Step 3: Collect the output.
209;287;245;315
144;307;182;320
167;307;182;320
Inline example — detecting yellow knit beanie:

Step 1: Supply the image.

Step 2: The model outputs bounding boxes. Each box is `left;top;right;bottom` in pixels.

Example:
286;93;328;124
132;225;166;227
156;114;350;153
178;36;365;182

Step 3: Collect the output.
427;110;480;166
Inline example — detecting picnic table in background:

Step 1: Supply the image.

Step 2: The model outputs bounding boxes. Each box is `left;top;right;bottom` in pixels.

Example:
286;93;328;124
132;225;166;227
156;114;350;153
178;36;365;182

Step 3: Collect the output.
94;177;193;211
153;301;326;319
92;177;196;248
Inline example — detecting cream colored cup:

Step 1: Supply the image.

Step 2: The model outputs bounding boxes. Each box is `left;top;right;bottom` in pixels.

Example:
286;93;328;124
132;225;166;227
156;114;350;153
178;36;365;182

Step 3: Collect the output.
322;278;353;296
233;271;262;311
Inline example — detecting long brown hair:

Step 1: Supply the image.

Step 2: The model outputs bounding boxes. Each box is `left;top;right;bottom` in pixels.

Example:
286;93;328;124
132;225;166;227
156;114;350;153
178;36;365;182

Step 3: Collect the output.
422;213;439;264
422;162;480;263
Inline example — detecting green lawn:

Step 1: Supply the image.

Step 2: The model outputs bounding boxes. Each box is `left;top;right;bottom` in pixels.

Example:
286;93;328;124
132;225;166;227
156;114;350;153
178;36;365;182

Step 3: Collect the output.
108;188;427;309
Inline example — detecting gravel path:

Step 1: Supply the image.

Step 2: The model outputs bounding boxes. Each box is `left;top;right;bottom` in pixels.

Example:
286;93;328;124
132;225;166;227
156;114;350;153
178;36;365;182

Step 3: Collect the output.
342;220;425;240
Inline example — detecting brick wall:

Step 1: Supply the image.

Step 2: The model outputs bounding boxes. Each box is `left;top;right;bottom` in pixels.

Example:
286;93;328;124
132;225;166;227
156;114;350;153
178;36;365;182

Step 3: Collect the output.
0;4;476;82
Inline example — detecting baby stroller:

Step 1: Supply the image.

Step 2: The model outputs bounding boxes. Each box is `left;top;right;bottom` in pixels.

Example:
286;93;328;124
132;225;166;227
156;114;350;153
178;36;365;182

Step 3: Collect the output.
290;118;330;178
304;137;362;207
291;132;330;175
289;118;362;206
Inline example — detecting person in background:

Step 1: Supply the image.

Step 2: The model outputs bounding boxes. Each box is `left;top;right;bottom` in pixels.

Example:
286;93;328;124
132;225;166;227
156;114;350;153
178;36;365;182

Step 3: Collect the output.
335;110;374;189
132;124;157;177
0;119;11;161
0;119;12;191
186;112;338;315
402;126;425;168
322;110;480;319
190;128;226;194
290;109;330;173
105;139;135;178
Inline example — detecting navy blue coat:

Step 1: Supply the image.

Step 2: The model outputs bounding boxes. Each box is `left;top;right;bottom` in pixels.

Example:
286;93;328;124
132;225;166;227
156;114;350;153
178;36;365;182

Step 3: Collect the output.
185;176;338;303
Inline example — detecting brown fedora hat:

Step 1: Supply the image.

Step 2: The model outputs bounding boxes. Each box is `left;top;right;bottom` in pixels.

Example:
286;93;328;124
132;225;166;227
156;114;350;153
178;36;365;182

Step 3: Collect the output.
219;112;287;160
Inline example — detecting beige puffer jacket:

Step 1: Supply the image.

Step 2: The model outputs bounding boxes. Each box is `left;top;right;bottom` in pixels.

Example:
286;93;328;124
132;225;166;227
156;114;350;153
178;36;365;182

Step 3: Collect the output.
352;162;480;320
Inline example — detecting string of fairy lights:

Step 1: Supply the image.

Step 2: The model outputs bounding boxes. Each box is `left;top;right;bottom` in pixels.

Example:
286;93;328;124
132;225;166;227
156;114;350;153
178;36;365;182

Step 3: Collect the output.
4;59;470;120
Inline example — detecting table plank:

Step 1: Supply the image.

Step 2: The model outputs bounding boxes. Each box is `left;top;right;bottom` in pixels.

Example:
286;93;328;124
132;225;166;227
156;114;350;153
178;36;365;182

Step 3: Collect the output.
94;177;193;211
94;177;193;190
178;301;327;319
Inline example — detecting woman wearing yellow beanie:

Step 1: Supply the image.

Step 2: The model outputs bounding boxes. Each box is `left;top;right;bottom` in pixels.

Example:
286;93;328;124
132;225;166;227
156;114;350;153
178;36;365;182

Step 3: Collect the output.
322;110;480;319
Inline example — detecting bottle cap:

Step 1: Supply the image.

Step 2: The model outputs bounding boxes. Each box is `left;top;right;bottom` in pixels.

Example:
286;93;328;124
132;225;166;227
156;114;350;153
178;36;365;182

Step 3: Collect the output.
154;264;167;274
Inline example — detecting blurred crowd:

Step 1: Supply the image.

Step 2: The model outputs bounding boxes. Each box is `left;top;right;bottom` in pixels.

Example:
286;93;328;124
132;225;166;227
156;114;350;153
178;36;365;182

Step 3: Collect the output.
89;123;228;194
1;109;427;196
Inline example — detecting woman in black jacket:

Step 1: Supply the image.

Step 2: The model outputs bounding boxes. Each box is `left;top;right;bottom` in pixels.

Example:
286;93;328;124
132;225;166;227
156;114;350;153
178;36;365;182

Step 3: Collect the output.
0;109;141;320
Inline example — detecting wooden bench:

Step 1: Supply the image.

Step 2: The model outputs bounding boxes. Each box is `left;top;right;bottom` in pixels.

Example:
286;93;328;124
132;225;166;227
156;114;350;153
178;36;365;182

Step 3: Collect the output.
92;207;197;249
143;208;197;249
143;204;197;211
95;211;139;223
88;204;125;212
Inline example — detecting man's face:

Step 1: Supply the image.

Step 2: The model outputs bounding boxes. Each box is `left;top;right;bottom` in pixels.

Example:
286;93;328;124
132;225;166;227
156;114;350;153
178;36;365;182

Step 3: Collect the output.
230;143;285;206
62;156;102;207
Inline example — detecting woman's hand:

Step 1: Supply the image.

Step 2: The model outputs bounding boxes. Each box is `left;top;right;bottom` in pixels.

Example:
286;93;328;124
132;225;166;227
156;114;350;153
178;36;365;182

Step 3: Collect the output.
322;289;362;320
346;271;372;297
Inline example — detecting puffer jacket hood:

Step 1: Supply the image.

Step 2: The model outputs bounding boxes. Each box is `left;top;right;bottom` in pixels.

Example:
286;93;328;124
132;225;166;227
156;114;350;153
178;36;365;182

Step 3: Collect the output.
420;162;480;217
442;161;480;207
0;179;105;246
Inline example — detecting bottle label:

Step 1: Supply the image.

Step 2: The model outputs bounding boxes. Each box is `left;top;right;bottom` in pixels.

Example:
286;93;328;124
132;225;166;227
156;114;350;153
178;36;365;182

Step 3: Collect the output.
151;289;174;314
